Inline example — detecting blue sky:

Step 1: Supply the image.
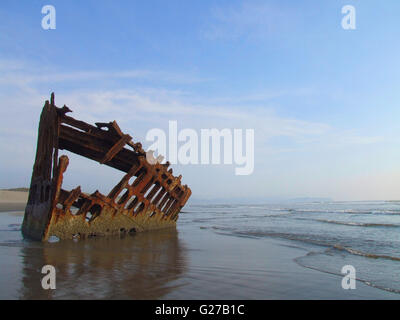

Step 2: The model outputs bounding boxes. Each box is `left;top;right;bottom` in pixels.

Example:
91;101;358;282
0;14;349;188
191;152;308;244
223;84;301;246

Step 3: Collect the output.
1;0;400;201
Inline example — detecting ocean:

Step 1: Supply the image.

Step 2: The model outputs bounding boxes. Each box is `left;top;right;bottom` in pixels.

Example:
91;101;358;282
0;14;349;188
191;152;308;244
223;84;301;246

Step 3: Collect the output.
0;201;399;299
184;201;400;295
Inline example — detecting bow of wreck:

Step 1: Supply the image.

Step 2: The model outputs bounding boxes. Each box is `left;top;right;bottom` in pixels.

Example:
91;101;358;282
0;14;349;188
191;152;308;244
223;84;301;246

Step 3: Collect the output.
22;93;191;241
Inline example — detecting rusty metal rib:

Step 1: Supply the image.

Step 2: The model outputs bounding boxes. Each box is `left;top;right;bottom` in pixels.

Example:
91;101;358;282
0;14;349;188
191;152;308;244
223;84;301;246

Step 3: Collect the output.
21;93;191;241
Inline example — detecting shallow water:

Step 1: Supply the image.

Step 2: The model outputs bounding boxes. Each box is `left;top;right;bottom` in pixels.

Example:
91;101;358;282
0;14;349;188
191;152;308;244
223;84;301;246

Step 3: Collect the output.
185;201;400;294
0;201;399;299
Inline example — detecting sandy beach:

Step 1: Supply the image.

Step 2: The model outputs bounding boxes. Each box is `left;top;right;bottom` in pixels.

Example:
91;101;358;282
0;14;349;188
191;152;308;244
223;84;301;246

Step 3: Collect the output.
0;190;28;213
0;192;398;299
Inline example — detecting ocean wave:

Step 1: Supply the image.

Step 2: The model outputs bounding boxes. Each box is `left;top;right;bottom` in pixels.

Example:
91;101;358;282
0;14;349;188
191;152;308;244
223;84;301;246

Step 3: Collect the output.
332;244;400;261
211;228;337;248
288;209;369;214
316;219;399;228
294;253;400;294
287;208;400;215
211;227;400;262
361;281;400;294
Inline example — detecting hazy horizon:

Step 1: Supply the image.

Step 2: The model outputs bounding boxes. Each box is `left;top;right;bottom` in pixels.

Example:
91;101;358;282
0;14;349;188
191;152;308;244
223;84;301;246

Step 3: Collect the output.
3;186;400;203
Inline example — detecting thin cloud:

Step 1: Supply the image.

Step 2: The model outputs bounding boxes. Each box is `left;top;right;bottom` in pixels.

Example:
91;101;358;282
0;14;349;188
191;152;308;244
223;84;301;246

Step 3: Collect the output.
0;63;209;86
0;81;380;152
0;60;386;198
0;60;383;176
203;1;299;40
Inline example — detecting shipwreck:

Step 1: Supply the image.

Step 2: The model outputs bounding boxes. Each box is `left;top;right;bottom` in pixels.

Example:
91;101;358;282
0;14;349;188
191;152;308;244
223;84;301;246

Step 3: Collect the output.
22;93;191;241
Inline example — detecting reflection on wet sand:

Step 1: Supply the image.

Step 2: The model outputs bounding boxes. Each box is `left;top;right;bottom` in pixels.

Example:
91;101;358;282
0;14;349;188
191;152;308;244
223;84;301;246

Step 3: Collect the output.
19;228;187;299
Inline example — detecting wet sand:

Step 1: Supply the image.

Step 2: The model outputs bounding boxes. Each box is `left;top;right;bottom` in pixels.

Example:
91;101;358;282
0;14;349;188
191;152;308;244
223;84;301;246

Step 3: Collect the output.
0;193;398;299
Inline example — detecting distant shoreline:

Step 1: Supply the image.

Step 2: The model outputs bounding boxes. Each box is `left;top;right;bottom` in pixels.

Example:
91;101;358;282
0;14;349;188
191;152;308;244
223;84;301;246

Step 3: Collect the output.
0;188;29;192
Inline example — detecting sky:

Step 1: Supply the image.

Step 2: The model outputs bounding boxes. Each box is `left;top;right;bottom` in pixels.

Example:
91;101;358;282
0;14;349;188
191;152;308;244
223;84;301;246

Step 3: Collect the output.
1;0;400;201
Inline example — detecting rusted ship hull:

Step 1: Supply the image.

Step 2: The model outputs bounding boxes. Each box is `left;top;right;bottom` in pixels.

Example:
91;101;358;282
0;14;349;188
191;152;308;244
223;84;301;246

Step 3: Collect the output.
22;93;191;241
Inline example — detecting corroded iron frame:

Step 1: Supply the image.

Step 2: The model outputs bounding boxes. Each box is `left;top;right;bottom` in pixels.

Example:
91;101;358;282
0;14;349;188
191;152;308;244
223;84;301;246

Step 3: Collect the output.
22;93;191;241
